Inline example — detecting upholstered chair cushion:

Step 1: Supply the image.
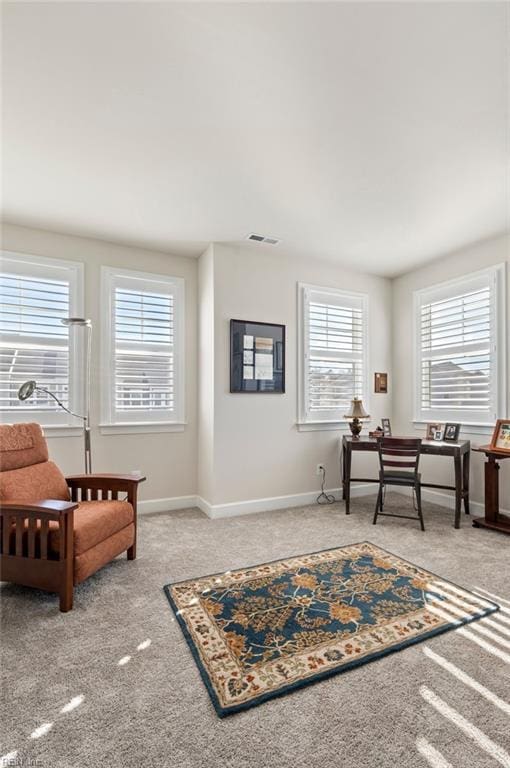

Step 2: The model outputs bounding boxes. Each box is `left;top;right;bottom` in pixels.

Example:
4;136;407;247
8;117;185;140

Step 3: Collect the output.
48;500;134;555
0;423;49;471
0;461;71;502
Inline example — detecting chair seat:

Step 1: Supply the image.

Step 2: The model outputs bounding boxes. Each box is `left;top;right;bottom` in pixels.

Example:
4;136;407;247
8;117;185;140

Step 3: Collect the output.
9;500;134;557
50;500;134;555
380;469;421;486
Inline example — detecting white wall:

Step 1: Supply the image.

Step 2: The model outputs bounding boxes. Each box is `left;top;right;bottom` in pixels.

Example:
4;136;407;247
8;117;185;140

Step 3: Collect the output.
199;243;393;508
3;223;508;515
392;234;510;510
1;223;198;503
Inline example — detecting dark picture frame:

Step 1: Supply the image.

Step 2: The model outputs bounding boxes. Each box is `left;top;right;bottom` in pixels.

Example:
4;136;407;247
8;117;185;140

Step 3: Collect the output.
443;423;461;443
230;319;285;393
381;418;392;436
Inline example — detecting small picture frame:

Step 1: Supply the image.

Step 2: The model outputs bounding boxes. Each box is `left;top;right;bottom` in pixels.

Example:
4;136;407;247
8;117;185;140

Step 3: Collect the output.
433;429;443;442
443;423;461;442
426;423;443;441
374;372;388;394
490;419;510;453
381;418;392;436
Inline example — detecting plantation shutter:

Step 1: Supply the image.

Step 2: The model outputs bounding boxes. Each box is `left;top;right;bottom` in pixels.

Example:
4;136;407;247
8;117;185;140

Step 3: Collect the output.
103;268;184;425
114;288;174;414
0;253;82;424
303;287;367;421
416;267;503;424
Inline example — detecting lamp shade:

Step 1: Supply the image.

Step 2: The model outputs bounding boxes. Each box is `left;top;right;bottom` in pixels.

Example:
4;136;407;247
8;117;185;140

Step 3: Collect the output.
344;397;370;419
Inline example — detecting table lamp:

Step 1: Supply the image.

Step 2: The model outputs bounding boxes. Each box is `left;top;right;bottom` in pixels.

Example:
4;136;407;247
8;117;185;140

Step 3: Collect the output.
344;397;370;439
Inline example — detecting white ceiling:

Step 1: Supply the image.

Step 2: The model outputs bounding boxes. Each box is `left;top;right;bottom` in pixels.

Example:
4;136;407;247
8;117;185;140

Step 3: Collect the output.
2;2;508;276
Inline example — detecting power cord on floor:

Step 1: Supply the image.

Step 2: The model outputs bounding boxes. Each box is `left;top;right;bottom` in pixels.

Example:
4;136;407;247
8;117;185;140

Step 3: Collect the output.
316;466;336;505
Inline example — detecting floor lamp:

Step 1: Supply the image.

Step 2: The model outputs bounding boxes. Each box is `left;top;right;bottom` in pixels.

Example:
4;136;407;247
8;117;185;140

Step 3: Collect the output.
18;317;93;473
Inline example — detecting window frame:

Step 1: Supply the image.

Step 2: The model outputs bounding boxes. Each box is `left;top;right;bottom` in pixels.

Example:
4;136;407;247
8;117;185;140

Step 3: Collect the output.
100;266;185;431
0;250;84;431
297;282;369;430
413;263;507;428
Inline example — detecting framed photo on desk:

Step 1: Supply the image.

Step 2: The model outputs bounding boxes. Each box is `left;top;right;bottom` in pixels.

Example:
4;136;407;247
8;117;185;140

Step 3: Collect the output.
490;419;510;453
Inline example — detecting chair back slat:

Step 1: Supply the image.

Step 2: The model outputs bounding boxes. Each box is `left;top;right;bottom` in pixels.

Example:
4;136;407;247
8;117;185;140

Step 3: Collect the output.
378;437;422;474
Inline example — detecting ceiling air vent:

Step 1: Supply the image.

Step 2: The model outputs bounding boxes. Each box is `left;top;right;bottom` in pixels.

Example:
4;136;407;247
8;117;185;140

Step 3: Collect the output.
246;233;281;246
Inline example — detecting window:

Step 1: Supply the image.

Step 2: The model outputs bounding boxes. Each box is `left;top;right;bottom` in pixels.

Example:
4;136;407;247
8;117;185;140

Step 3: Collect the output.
101;267;184;428
414;264;506;426
0;251;84;426
298;283;368;426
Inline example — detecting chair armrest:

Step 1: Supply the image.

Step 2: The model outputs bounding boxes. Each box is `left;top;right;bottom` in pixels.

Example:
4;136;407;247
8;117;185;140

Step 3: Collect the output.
66;473;146;485
0;499;78;519
65;474;145;508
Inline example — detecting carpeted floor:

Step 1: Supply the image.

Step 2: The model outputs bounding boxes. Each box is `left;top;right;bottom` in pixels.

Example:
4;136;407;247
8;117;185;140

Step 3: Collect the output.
1;494;510;768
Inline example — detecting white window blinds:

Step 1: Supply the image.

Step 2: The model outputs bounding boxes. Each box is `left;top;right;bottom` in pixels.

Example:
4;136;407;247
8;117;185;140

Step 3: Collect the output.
299;284;368;423
0;252;83;425
415;265;505;424
102;268;184;425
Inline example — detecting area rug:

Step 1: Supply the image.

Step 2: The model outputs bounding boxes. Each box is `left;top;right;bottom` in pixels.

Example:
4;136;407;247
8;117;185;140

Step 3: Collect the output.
163;541;499;717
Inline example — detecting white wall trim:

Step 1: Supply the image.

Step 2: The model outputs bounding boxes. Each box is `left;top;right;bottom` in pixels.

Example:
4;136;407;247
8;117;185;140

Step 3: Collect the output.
138;495;198;514
393;486;510;517
197;483;377;519
139;483;400;519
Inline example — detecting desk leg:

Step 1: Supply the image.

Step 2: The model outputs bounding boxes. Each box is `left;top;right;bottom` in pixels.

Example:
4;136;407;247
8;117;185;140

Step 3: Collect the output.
462;450;470;515
454;454;462;529
485;457;500;525
344;446;352;515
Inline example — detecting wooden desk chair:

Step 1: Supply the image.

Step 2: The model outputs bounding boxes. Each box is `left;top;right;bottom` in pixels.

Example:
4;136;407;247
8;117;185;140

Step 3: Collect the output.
373;437;424;531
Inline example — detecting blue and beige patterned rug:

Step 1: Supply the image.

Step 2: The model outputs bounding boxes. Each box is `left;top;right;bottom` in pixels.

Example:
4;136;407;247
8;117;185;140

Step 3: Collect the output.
164;541;499;717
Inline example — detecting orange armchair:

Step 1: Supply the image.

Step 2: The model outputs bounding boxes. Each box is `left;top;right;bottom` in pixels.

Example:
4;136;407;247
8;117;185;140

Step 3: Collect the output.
0;423;145;611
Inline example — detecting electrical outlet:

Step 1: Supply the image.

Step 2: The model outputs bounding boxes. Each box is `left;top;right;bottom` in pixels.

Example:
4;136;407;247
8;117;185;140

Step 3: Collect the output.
316;463;325;476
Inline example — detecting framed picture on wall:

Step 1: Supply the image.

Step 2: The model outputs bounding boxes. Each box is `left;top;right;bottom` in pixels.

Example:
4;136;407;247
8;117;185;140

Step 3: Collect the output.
230;319;285;393
374;372;388;393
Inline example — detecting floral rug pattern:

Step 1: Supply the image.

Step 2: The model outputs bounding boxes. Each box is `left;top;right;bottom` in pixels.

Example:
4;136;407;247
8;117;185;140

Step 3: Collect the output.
164;541;498;716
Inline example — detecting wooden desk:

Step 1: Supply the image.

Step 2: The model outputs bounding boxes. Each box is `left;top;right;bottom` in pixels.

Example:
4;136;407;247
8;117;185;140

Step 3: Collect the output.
472;446;510;535
341;435;471;529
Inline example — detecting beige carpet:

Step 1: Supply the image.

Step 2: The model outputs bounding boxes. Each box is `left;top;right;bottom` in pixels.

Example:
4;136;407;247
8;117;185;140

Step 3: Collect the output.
1;494;510;768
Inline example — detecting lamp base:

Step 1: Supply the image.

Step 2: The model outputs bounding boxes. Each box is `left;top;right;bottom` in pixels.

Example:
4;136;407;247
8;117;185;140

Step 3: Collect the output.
349;418;363;439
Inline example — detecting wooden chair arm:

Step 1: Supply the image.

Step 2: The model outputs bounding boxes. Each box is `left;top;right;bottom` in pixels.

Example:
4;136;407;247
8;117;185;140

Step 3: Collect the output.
0;500;77;561
0;500;78;519
65;474;145;506
66;474;146;488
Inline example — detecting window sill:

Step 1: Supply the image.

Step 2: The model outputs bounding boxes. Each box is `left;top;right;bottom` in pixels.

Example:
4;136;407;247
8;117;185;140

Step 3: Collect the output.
41;425;84;438
297;421;371;433
99;422;186;435
412;420;494;437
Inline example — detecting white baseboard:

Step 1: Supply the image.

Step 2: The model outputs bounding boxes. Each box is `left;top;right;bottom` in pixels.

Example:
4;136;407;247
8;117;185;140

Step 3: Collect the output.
138;495;198;514
137;483;380;519
394;486;510;517
197;483;377;520
136;485;508;520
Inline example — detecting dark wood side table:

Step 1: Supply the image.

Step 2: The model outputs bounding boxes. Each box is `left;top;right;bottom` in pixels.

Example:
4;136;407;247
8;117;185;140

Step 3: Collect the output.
341;435;471;529
472;446;510;535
